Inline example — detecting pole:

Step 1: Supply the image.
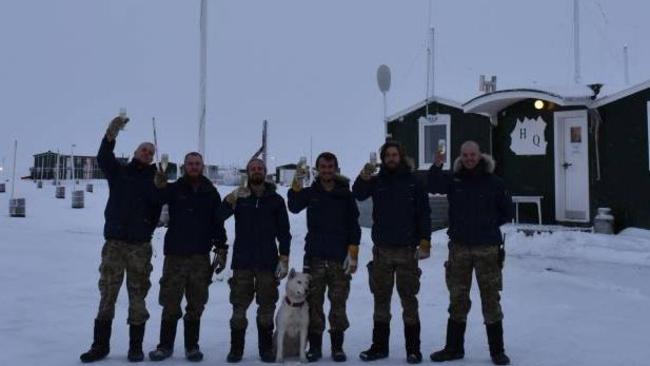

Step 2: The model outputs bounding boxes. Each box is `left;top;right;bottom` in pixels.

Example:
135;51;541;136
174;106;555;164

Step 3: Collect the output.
429;27;436;115
573;0;581;84
198;0;208;158
71;144;76;191
11;140;17;199
152;117;160;164
383;92;388;139
54;150;59;185
623;45;630;85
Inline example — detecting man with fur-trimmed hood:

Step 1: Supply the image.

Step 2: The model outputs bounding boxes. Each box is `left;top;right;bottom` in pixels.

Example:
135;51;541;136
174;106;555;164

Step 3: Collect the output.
288;152;361;362
221;158;292;363
353;141;432;364
427;141;512;366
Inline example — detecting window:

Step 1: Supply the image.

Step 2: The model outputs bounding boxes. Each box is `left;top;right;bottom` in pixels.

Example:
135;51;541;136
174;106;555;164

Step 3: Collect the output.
418;114;451;170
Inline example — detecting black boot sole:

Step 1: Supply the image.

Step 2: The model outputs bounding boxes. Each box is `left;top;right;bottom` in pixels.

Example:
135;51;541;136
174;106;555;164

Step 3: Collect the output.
359;352;389;361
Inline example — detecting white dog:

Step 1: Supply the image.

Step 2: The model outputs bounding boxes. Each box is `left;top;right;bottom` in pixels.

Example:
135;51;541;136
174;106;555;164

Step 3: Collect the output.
274;269;311;363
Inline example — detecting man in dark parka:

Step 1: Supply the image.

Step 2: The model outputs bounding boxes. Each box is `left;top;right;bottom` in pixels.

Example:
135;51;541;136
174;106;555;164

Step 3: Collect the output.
353;141;432;364
428;141;512;366
80;115;162;363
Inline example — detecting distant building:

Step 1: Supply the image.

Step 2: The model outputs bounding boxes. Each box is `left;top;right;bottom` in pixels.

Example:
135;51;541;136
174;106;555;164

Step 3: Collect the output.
32;151;178;181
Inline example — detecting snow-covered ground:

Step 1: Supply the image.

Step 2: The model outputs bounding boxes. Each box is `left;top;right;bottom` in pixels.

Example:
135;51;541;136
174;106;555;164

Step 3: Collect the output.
1;181;649;366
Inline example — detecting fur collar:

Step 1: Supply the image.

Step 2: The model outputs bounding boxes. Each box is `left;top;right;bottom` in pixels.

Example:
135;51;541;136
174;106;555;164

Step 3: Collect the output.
453;153;496;174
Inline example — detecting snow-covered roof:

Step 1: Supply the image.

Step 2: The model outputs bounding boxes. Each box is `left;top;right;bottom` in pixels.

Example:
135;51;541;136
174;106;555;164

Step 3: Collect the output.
463;88;593;115
386;96;464;122
386;80;650;120
592;79;650;108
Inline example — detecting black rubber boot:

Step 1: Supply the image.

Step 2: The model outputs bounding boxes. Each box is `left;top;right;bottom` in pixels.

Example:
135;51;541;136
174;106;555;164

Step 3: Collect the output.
184;319;203;362
306;332;323;362
486;321;510;365
80;319;112;363
257;322;275;363
149;319;177;361
127;324;145;362
226;328;246;363
405;322;422;364
430;319;466;362
330;330;346;362
359;322;390;361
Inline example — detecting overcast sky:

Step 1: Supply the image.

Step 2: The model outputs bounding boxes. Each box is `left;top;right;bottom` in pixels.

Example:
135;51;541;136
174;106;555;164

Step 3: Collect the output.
1;0;649;180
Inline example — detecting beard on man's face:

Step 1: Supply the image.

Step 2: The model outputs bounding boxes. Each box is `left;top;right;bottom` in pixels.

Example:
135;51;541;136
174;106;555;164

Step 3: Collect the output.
383;159;400;171
249;173;265;185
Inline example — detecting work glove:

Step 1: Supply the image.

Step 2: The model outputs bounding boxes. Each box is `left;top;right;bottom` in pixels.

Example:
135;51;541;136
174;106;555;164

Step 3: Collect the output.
105;116;129;142
275;255;289;280
154;166;167;189
225;187;251;208
359;163;377;181
342;245;359;275
416;239;431;260
212;246;228;274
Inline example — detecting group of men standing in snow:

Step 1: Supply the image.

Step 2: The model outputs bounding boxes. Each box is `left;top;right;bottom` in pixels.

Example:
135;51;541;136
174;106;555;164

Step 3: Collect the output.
79;114;513;365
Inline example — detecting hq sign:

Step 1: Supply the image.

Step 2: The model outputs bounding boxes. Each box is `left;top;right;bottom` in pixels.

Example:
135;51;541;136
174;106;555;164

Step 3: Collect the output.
509;117;548;156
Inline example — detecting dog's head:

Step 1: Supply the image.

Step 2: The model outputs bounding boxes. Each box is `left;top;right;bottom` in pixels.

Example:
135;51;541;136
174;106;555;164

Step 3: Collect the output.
284;268;310;302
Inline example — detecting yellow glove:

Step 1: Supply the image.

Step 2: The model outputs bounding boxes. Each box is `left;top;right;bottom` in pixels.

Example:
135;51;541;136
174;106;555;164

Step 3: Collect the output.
343;245;359;275
105;116;129;142
275;255;289;279
154;168;167;189
416;239;431;260
291;175;303;192
359;163;376;181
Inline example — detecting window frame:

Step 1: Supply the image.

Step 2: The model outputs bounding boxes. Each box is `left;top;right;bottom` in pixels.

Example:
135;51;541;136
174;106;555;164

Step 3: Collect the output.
418;114;451;170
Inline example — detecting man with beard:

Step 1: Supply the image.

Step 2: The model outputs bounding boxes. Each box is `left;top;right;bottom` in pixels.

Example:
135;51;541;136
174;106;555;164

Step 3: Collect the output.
427;141;512;365
80;115;162;363
353;141;432;364
148;152;228;362
287;152;361;362
222;158;292;363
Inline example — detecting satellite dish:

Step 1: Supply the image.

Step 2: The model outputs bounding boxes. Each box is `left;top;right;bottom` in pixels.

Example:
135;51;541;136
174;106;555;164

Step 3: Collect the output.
377;64;391;93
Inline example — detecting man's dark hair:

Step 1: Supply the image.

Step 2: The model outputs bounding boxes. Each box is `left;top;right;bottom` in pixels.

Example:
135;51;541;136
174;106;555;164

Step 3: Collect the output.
246;158;267;174
315;152;339;170
379;141;406;163
184;151;204;163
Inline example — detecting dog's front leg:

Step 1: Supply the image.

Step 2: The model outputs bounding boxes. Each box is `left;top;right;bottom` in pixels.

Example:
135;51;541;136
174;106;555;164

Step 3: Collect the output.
275;314;285;363
299;307;309;363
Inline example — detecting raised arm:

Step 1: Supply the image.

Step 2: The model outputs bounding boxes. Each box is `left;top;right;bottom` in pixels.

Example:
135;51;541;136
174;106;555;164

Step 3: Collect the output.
347;194;362;245
212;190;228;248
97;136;120;179
287;187;310;214
415;179;432;242
495;179;513;225
427;163;453;195
275;196;292;257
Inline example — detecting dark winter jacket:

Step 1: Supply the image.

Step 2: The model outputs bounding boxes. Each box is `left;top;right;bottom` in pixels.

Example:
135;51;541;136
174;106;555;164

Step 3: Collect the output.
221;182;292;272
428;154;512;246
97;137;162;243
158;175;227;256
353;163;431;248
288;177;361;263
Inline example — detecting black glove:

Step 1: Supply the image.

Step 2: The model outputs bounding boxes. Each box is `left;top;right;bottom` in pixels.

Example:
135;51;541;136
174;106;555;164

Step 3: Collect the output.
498;243;505;269
212;245;228;274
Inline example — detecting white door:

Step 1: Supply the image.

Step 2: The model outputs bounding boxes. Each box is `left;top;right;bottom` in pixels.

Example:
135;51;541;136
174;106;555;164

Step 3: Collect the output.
554;111;590;222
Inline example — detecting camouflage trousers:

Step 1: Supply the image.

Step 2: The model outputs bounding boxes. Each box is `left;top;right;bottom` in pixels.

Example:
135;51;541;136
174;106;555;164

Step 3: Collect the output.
96;240;153;325
228;270;279;330
158;254;212;323
307;258;351;334
368;246;421;326
445;243;503;324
